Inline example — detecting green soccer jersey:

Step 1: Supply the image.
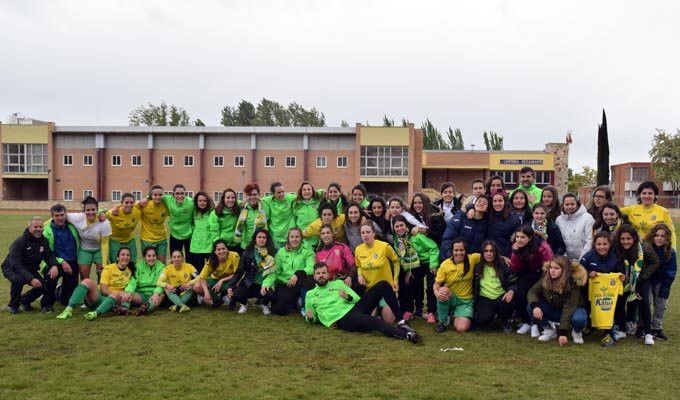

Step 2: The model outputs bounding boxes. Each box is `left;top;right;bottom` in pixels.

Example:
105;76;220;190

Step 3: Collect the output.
305;280;359;328
162;194;195;240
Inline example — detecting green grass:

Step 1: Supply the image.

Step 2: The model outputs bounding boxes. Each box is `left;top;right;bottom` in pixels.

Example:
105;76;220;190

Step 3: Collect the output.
0;215;678;400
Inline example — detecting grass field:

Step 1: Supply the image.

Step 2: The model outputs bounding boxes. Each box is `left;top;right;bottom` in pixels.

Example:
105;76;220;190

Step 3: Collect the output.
0;214;678;400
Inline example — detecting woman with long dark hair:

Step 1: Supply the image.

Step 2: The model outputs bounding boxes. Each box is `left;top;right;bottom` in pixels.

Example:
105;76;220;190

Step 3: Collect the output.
209;188;242;253
486;191;521;258
193;239;240;309
472;240;517;332
188;191;214;273
539;186;561;222
508;189;532;224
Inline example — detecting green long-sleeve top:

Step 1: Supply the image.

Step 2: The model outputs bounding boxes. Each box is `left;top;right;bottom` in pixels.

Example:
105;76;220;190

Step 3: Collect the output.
162;194;195;240
190;211;213;254
512;183;543;208
262;193;296;247
125;260;166;294
411;233;441;268
263;245;315;288
305;280;359;328
238;203;266;250
208;209;239;248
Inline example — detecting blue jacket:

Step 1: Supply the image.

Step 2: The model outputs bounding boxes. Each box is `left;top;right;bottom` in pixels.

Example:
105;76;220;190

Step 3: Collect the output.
579;249;623;274
487;212;521;258
440;211;487;260
651;246;676;299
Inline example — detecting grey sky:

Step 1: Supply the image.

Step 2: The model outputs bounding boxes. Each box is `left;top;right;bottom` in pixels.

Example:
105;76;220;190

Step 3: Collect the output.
1;0;678;171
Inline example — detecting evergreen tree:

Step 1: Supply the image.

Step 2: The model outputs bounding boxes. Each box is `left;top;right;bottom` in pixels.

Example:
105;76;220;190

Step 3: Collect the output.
596;109;610;185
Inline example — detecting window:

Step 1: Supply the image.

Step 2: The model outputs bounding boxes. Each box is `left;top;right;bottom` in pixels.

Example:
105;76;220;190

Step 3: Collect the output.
535;171;551;185
131;155;142;166
63;155;73;166
337;156;348;168
111;190;122;202
83;155;93;166
316;156;327;168
214;191;222;202
236;191;244;201
83;190;93;198
164;191;173;196
631;167;650;182
285;156;296;168
264;192;271;197
184;155;194;167
265;156;275;168
2;143;48;173
186;191;194;198
360;146;408;177
132;191;142;201
163;155;174;167
63;190;73;201
214;156;224;167
234;155;245;167
491;170;516;185
111;155;122;166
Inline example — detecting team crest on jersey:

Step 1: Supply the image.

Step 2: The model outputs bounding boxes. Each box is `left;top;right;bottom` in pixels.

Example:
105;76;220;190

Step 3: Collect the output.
609;279;617;286
373;253;378;259
651;215;657;221
183;273;188;279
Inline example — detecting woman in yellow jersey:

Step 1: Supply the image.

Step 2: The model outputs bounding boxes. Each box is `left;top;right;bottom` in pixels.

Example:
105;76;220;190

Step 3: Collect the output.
106;193;141;264
433;238;480;333
56;248;135;320
621;181;676;251
137;185;169;263
157;250;199;313
354;221;400;323
192;239;240;308
303;202;346;245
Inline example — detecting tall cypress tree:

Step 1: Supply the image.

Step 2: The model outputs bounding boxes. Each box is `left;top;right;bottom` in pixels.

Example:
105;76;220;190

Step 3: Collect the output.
596;109;610;186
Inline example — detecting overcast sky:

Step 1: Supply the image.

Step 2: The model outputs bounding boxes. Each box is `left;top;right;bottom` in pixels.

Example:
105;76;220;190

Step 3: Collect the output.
1;0;678;170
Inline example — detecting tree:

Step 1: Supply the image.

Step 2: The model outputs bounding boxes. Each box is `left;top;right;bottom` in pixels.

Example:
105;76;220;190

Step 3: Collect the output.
194;118;205;127
447;127;464;150
288;102;325;127
128;101;191;126
340;120;350;127
568;166;597;193
421;119;449;150
597;109;610;185
221;100;256;126
382;115;395;127
649;128;680;195
483;131;504;150
401;118;410;127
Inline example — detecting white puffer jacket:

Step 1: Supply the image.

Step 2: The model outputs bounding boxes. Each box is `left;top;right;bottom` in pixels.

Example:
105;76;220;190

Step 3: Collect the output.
555;204;595;261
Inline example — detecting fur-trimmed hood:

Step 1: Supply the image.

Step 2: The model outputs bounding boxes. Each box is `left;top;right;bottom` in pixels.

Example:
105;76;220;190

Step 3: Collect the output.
542;259;588;287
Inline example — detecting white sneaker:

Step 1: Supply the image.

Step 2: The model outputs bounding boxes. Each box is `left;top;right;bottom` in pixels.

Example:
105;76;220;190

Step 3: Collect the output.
572;330;584;344
237;304;247;314
197;295;204;305
516;323;531;334
644;333;655;346
222;296;231;306
626;321;636;335
538;328;557;341
530;324;541;338
261;305;271;315
614;331;627;341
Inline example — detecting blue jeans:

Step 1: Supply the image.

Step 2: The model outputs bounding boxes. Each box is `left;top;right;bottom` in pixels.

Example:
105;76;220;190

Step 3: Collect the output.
527;300;587;332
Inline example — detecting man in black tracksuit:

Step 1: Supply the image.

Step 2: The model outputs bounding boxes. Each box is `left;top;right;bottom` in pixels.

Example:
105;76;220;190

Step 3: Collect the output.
2;217;59;313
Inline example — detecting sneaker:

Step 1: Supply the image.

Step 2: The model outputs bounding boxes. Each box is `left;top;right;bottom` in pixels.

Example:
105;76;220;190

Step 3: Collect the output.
654;330;668;341
397;320;415;333
538;328;557;341
572;330;584;344
111;305;131;316
222;295;231;306
237;304;248;314
530;324;541;338
79;304;88;310
516;323;531;335
179;304;191;313
41;306;53;313
84;311;98;321
601;334;616;347
8;306;21;314
502;321;513;334
612;326;626;341
55;284;62;300
406;331;423;344
402;311;414;321
169;305;178;312
300;307;306;317
135;302;149;316
435;323;447;333
56;309;72;319
425;313;436;324
261;305;271;316
625;321;636;335
197;295;204;305
21;303;35;312
644;333;655;346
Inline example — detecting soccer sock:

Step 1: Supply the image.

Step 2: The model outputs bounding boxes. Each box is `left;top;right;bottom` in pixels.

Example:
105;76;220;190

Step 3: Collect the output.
95;296;116;315
166;291;182;306
145;299;156;312
120;301;131;309
180;289;194;305
68;284;89;308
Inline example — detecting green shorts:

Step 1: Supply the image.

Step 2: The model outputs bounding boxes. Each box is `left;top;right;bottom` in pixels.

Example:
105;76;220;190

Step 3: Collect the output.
437;294;474;321
141;240;168;260
136;291;155;303
109;239;137;265
206;278;229;296
78;248;102;265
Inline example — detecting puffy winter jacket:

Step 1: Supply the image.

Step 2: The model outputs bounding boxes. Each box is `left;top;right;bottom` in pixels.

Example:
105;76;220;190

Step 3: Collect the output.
555;204;595;261
440;211;488;259
487;212;521;257
315;242;355;280
579;249;624;274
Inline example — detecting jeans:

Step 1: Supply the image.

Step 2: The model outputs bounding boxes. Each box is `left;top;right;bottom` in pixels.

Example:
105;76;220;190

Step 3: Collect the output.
528;300;587;332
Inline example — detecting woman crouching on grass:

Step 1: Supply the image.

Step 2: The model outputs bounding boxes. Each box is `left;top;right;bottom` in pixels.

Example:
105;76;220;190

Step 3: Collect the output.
527;255;588;345
157;250;199;313
57;248;135;320
472;240;517;333
193;239;240;309
119;246;166;316
433;238;479;333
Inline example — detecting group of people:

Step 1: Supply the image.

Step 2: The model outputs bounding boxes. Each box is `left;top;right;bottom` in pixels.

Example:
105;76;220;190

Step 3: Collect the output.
2;166;676;347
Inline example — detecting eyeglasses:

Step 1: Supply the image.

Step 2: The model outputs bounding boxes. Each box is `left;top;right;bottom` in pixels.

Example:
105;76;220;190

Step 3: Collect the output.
593;195;606;199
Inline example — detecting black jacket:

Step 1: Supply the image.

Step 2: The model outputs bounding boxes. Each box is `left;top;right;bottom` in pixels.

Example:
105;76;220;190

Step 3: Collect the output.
487;212;522;257
473;260;518;299
228;249;260;288
1;229;58;281
544;220;567;257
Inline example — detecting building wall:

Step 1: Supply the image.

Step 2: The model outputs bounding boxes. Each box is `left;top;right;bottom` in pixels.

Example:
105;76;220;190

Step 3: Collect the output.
151;149;201;196
544;143;569;194
422;169;486;195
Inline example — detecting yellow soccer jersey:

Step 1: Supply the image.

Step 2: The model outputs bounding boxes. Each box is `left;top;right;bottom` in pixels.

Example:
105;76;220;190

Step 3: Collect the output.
355;240;399;289
158;263;198;288
99;263;133;293
621;204;676;250
107;207;142;243
588;272;624;329
138;200;168;243
199;251;240;280
435;253;481;300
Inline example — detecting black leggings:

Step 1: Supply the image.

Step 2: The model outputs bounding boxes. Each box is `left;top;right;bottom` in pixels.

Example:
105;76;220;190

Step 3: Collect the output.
336;281;407;339
398;263;429;315
170;236;191;256
516;270;542;323
262;271;314;315
474;295;515;327
626;279;652;334
187;252;211;275
232;283;262;305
